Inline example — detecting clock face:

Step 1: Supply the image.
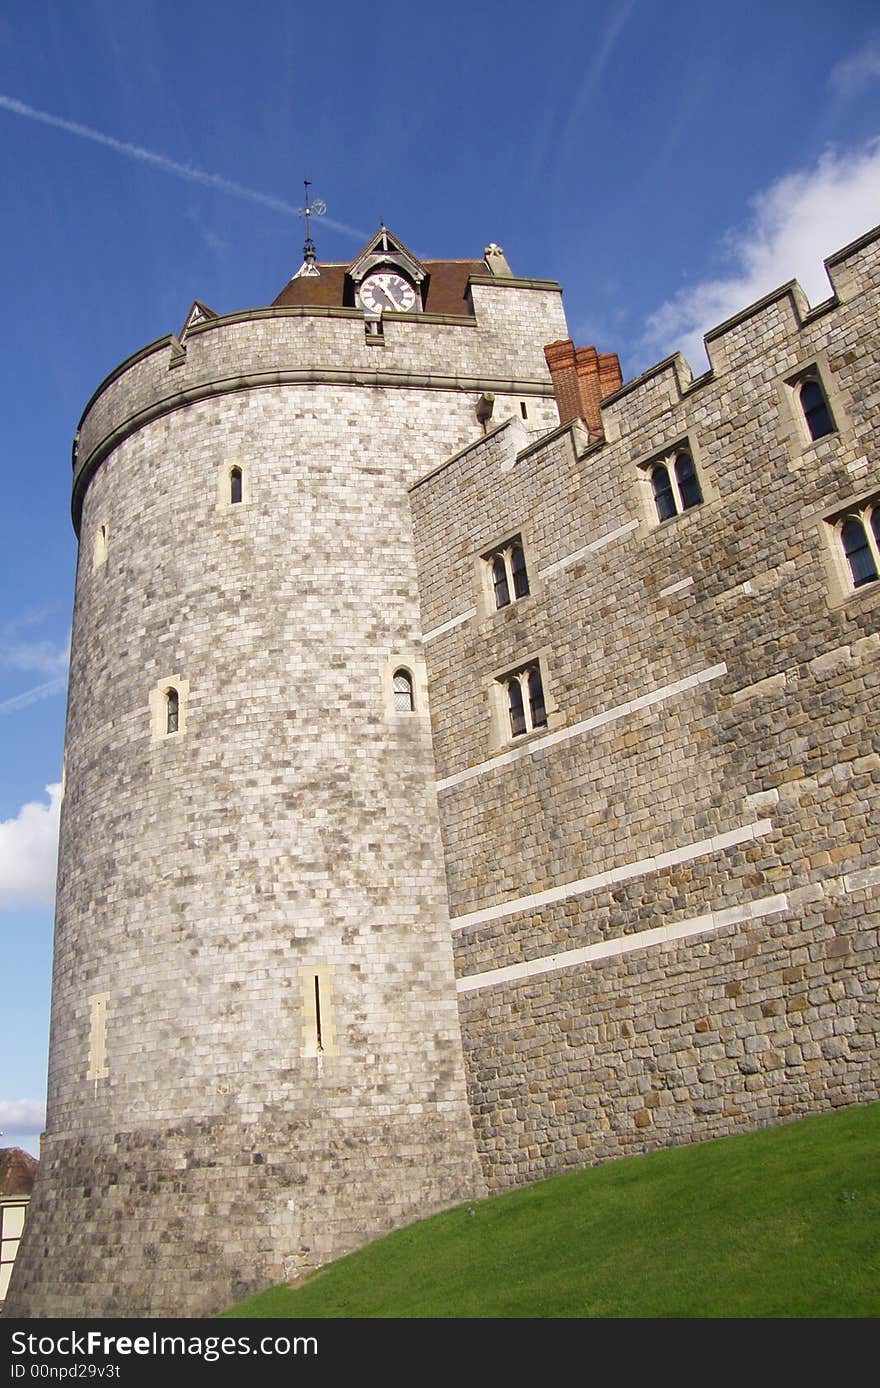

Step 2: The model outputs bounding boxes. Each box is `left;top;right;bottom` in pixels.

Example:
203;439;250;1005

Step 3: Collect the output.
359;270;417;314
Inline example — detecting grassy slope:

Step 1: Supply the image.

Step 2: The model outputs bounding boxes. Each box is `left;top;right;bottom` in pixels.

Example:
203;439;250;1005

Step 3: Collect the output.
220;1103;880;1318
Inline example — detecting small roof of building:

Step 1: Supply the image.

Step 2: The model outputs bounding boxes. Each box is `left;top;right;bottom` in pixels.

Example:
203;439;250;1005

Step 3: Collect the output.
0;1147;38;1196
272;258;486;316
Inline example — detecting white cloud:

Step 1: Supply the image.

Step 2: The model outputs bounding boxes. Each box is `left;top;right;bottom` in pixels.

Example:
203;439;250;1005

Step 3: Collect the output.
0;1098;46;1135
2;637;70;677
0;619;70;713
640;139;880;373
829;41;880;99
0;784;62;909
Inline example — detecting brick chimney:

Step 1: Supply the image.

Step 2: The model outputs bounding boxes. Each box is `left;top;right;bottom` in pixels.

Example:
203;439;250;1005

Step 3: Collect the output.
544;339;622;438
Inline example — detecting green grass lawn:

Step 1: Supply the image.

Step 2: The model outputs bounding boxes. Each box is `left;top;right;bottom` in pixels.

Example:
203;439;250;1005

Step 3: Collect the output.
220;1102;880;1318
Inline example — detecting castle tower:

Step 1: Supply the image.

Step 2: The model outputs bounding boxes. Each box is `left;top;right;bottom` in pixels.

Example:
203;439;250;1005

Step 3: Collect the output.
7;228;568;1318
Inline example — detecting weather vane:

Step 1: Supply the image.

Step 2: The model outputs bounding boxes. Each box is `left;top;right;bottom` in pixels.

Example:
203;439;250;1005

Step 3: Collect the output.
293;179;326;277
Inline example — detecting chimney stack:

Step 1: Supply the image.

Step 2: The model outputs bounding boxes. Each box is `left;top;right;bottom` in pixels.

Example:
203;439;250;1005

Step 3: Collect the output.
544;339;622;439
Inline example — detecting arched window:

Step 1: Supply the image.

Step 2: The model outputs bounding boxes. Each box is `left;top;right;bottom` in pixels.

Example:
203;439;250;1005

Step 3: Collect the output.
800;379;834;441
165;687;180;735
487;536;530;611
510;543;530;599
507;677;526;738
527;666;547;729
841;517;878;588
674;452;702;510
651;464;677;521
230;467;243;505
649;447;704;523
392;668;415;712
502;662;547;740
492;553;511;608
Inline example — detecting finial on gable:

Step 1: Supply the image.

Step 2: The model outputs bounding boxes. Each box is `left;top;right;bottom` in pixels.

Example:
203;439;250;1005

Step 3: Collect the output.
484;242;512;276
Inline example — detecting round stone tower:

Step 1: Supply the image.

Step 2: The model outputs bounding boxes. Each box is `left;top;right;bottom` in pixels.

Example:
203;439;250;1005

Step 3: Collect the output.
7;227;567;1317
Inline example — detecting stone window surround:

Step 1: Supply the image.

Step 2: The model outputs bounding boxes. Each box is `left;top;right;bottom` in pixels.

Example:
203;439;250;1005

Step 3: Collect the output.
633;432;711;529
92;521;109;571
86;991;110;1081
299;964;338;1058
775;351;847;455
486;648;561;753
813;486;880;610
381;652;428;720
149;675;190;742
216;457;252;510
475;527;538;621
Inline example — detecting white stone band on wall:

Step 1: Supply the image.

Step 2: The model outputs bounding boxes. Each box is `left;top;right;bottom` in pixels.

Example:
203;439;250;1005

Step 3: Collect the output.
456;891;790;993
450;817;774;931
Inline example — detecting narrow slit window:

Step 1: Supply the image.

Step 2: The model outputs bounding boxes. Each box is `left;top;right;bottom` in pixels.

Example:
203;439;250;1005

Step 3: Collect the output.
314;975;323;1052
800;379;834;441
230;467;243;504
393;668;415;712
520;401;528;419
93;524;108;569
165;687;179;734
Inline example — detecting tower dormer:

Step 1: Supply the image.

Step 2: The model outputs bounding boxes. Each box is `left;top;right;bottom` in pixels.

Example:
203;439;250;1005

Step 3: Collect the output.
347;226;427;313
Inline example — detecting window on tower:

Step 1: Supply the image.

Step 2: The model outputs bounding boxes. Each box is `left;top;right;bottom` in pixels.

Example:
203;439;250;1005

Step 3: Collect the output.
165;687;180;735
392;668;415;712
92;523;109;571
151;676;188;741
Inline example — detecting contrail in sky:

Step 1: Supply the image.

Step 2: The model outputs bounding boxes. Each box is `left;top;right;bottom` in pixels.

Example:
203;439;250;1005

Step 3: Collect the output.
0;677;67;716
0;94;364;239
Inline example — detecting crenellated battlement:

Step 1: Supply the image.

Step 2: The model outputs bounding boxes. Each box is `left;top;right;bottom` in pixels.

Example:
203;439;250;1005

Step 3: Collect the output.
597;222;880;443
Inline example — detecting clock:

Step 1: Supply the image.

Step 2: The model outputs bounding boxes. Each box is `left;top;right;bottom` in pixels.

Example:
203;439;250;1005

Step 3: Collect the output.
359;270;417;314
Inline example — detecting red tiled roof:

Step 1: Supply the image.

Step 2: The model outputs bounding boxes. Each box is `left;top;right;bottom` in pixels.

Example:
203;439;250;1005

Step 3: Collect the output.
0;1148;37;1196
271;265;349;309
271;260;485;316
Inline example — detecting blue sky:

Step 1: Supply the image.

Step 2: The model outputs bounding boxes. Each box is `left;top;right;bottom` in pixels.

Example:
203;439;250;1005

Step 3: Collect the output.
1;0;878;1159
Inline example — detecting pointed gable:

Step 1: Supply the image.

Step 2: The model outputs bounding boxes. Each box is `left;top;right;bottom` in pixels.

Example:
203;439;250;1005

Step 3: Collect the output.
346;226;428;292
180;300;218;340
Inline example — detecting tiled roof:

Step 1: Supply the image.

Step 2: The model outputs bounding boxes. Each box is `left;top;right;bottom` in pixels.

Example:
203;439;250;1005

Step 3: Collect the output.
0;1148;37;1196
271;260;485;316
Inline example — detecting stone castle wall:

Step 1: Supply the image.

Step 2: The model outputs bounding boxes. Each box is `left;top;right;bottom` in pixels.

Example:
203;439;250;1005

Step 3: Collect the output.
410;226;880;1188
8;228;879;1317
